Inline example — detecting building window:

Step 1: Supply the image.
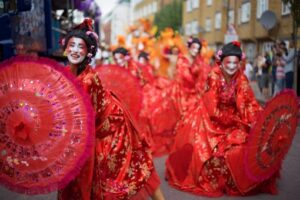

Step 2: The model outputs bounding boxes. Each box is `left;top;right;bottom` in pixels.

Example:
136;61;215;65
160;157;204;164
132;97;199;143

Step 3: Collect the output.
192;20;199;35
145;5;148;16
205;18;211;32
186;0;192;12
237;8;241;25
257;0;269;19
215;12;221;29
148;4;151;15
192;0;199;9
228;10;234;25
149;4;153;14
282;1;291;15
241;2;251;23
153;2;158;13
206;0;212;6
185;23;192;36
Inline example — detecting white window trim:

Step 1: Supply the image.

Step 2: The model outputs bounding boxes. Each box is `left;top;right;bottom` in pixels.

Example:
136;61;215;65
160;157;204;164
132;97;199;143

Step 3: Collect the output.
153;2;158;13
215;12;221;30
192;0;199;9
281;1;291;15
241;2;251;23
206;0;212;6
186;0;192;12
237;8;241;25
192;20;199;35
185;22;192;36
228;10;234;25
205;18;211;32
256;0;269;19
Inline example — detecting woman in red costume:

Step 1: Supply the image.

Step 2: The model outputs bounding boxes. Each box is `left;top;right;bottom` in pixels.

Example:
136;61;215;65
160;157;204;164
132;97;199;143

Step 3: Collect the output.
166;41;277;196
112;47;142;80
137;51;156;84
111;47;181;156
174;37;211;112
136;53;181;156
58;19;164;200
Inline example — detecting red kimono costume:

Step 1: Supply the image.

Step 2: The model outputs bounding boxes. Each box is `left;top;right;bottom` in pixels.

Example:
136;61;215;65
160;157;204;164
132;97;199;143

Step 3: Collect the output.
166;67;277;196
140;76;181;156
123;60;181;156
59;66;160;200
136;63;156;85
175;54;210;112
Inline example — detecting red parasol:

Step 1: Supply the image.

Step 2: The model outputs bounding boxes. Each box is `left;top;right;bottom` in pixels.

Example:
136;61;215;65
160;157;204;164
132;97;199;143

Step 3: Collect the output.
0;56;94;194
95;64;143;119
244;89;298;182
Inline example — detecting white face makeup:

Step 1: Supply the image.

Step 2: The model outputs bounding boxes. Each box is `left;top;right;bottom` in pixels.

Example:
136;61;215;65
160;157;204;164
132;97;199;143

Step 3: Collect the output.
138;57;147;65
114;53;126;67
102;50;109;58
221;56;240;76
66;37;87;65
189;43;200;57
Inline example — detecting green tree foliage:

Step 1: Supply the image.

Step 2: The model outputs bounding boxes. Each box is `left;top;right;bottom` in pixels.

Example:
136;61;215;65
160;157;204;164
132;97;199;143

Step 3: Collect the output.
153;0;182;36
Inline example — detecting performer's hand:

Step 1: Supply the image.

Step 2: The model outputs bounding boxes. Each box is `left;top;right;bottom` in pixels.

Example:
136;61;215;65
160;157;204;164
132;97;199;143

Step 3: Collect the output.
83;73;94;86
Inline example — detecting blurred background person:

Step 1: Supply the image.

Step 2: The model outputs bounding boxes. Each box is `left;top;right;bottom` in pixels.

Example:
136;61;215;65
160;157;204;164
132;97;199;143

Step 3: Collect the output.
244;58;253;81
261;51;272;99
281;40;296;89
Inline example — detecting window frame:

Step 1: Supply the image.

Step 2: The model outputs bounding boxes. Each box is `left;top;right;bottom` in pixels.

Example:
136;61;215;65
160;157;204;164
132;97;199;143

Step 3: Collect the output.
215;12;222;30
241;2;251;23
281;1;291;15
205;17;211;32
256;0;269;19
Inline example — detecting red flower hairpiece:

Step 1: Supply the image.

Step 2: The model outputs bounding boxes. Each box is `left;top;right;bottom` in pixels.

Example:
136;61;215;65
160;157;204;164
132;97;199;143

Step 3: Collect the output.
232;41;241;47
74;18;94;31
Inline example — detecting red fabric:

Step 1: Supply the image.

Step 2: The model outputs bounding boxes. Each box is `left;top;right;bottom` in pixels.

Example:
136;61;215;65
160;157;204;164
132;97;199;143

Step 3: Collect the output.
174;54;211;112
59;66;159;199
137;63;156;84
130;169;161;200
95;65;143;120
113;60;181;156
166;67;278;196
140;77;181;156
168;144;193;182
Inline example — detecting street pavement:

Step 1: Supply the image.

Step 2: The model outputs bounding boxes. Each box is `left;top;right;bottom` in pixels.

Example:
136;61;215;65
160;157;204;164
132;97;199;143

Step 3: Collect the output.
1;81;299;200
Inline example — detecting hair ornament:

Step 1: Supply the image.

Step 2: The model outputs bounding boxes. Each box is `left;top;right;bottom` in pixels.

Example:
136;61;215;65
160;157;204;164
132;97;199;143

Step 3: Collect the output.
232;41;241;47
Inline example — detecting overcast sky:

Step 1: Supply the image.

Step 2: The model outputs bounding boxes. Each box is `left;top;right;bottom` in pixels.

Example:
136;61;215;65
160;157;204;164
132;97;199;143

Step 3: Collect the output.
95;0;119;17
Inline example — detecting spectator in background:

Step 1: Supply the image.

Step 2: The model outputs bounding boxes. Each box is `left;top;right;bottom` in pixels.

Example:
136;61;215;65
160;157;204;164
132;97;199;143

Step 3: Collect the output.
254;54;264;93
261;52;272;99
244;58;253;81
270;44;279;96
281;40;296;89
273;55;285;96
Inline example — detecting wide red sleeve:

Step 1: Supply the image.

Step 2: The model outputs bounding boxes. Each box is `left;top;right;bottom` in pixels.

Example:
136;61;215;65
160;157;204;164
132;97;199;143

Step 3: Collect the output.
175;56;194;87
202;69;219;116
235;74;262;124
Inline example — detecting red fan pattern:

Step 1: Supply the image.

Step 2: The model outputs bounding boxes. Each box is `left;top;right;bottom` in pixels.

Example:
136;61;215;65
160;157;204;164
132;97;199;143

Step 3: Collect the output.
244;89;298;182
95;65;143;119
0;56;94;194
